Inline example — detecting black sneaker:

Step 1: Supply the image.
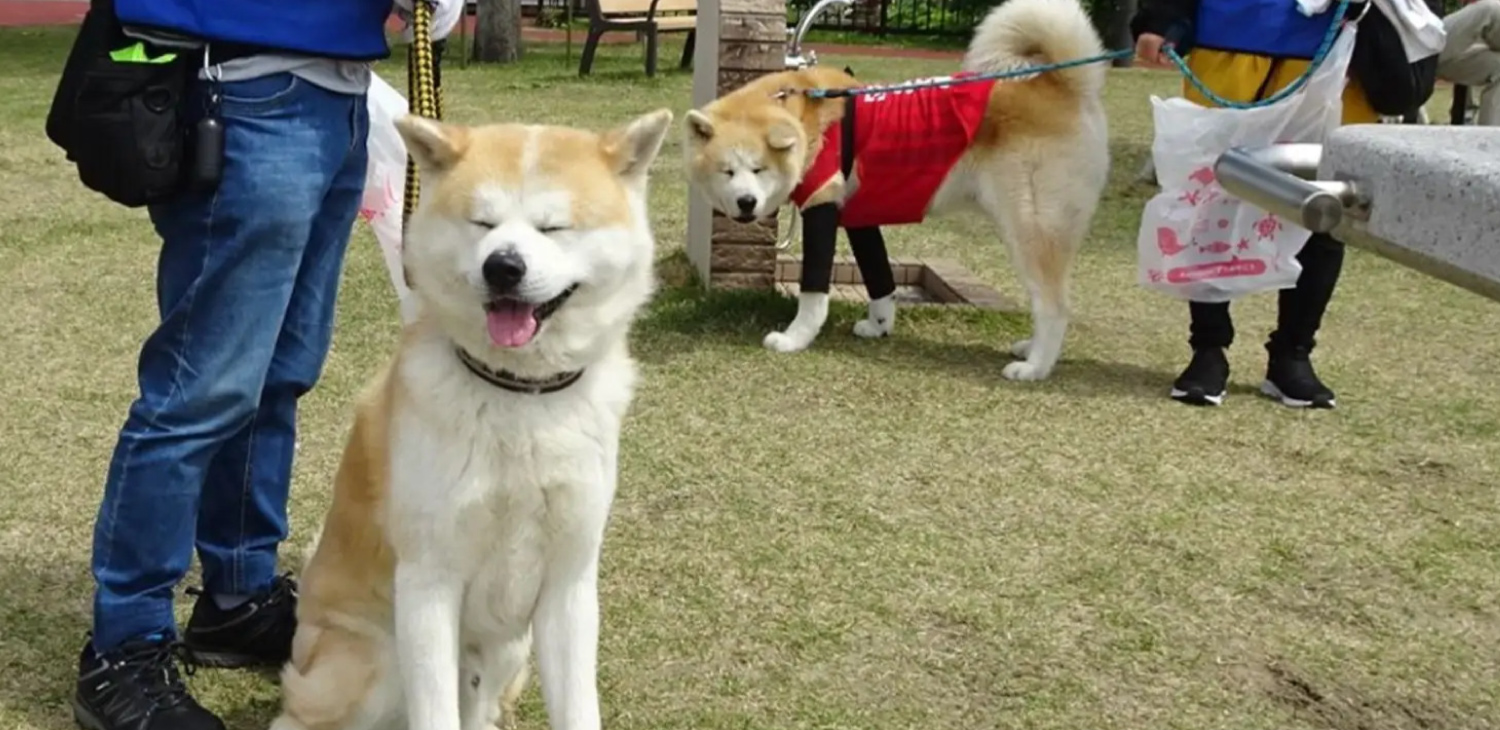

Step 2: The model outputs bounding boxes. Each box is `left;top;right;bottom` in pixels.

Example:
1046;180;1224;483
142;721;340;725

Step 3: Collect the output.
181;573;298;669
73;634;225;730
1170;347;1229;406
1261;347;1336;409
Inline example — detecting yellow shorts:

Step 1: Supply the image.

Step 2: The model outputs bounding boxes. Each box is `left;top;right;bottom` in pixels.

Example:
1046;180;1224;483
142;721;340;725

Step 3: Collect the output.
1183;48;1379;125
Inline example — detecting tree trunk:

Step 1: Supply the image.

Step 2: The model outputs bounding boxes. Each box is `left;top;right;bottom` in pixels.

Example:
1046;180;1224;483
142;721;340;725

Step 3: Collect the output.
475;0;523;64
1105;0;1137;68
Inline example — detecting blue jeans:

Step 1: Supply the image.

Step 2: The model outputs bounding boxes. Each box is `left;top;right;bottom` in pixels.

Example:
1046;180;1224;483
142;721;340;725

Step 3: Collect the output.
89;73;369;652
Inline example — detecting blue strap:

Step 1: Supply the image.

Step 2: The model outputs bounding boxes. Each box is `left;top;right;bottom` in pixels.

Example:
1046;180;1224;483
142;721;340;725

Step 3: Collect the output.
799;0;1353;112
1164;0;1353;110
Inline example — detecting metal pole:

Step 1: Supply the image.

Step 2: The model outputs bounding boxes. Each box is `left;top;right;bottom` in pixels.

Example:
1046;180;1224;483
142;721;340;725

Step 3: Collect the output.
1213;146;1361;234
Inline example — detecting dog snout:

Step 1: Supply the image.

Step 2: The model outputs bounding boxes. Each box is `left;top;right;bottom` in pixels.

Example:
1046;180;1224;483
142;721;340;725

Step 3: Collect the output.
482;250;527;293
735;195;757;216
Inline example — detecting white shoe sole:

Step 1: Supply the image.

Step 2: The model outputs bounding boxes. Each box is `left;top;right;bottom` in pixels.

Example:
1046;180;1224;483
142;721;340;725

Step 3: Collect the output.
1259;380;1336;409
1170;387;1225;407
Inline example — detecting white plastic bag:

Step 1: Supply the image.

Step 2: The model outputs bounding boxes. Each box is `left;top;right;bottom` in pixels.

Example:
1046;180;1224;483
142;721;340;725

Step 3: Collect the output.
1136;24;1357;303
358;72;419;323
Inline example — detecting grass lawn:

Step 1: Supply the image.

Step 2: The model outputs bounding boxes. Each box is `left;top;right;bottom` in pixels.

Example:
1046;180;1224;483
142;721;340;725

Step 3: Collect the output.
2;28;1498;730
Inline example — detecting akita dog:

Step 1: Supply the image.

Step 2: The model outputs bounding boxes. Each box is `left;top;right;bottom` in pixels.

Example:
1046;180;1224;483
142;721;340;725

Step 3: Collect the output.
268;108;673;730
684;0;1109;381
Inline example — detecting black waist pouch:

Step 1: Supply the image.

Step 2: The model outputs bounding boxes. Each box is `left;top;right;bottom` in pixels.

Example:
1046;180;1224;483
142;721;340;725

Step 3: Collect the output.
46;0;195;208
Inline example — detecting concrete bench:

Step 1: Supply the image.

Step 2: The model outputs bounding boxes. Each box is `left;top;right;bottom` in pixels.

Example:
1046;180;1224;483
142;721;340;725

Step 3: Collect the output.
1214;126;1500;302
1320;125;1500;300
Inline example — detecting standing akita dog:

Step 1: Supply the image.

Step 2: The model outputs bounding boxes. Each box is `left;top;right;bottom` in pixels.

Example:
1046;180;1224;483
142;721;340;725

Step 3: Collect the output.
684;0;1109;381
268;108;673;730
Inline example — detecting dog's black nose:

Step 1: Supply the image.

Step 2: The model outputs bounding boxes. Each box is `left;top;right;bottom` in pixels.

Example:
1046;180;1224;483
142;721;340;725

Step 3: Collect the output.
482;251;527;292
735;196;757;216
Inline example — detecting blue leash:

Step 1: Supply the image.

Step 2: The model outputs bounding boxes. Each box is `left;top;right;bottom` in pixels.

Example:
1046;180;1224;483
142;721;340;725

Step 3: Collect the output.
799;0;1354;111
1164;0;1353;109
801;48;1134;99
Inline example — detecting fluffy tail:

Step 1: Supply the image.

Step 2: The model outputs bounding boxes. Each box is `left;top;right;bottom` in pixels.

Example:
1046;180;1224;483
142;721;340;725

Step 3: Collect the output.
962;0;1107;99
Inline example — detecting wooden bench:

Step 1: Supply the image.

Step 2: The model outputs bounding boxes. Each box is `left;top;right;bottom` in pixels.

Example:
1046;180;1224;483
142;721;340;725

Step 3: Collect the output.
579;0;697;77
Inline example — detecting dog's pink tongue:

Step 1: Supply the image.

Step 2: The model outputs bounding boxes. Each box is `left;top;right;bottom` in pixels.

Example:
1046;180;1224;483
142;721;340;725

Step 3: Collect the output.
486;301;539;348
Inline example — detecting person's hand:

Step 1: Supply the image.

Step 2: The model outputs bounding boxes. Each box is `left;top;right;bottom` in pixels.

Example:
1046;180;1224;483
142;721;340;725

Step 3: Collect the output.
1135;33;1173;68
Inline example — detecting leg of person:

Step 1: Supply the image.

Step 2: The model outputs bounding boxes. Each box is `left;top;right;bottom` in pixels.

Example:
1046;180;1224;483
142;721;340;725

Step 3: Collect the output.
1262;233;1344;408
1477;78;1500;126
76;72;339;730
183;80;371;669
1441;0;1500;66
1437;45;1500;126
1439;0;1500;125
1172;302;1234;406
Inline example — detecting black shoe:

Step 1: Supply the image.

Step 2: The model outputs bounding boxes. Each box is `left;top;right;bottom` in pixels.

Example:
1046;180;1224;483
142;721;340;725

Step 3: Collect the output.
182;573;298;669
1170;347;1229;406
73;634;225;730
1261;347;1336;409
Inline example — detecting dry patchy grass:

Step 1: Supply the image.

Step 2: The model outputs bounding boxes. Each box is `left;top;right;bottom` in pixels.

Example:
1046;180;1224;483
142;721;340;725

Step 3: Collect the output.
0;29;1496;730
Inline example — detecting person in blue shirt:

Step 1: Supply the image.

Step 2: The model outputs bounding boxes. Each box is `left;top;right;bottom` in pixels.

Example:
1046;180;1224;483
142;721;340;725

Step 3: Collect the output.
72;2;396;729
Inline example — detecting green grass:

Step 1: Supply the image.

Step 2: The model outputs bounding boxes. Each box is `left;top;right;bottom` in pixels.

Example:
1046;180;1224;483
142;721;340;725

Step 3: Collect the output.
3;28;1498;730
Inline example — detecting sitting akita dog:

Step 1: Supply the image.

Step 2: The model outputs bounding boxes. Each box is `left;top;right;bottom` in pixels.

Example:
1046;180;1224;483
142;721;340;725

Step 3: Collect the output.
684;0;1109;381
269;108;673;730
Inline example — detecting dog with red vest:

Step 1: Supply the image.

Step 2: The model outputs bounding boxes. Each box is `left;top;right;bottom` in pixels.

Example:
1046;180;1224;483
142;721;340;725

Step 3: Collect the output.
684;0;1110;381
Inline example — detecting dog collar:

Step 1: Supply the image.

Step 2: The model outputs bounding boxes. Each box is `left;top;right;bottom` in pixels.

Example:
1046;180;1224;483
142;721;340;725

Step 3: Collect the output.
454;347;585;395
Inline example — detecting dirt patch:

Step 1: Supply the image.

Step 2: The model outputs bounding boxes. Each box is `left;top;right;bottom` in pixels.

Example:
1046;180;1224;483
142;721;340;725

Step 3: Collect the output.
1244;659;1482;730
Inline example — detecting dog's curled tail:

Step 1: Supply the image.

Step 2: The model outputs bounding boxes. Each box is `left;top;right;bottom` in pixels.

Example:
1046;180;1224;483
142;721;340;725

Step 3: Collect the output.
962;0;1108;99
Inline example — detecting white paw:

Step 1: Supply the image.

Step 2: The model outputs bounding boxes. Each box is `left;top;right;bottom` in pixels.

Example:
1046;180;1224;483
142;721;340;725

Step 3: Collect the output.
852;318;890;339
1010;339;1032;359
763;330;810;353
1002;360;1049;381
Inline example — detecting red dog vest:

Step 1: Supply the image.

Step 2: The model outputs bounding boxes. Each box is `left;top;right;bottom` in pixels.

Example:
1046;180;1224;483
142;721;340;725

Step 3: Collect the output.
789;73;998;228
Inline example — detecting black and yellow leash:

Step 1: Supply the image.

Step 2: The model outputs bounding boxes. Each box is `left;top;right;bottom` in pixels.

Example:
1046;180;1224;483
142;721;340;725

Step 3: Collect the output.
403;0;443;231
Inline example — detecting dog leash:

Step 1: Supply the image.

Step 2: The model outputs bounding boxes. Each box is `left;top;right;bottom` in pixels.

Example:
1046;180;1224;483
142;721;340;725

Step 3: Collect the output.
790;0;1356;111
1164;0;1358;110
403;0;443;232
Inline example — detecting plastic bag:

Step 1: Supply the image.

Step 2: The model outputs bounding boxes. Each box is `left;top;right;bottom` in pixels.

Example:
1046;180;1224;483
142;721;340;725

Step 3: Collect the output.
359;71;419;323
1136;24;1357;303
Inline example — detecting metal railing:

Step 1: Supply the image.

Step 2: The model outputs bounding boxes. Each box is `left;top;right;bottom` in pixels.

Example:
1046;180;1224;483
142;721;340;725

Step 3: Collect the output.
786;0;984;38
1215;143;1500;303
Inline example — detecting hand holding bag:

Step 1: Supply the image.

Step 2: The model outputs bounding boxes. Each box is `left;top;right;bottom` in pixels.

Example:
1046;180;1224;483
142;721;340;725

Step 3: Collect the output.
1136;24;1358;303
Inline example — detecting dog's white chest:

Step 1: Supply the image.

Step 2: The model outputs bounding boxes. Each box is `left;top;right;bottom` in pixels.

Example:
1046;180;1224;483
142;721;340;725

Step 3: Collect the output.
410;394;617;642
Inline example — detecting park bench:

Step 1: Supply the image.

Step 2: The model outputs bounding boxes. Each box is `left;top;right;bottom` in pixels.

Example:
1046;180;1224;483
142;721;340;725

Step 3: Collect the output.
579;0;697;77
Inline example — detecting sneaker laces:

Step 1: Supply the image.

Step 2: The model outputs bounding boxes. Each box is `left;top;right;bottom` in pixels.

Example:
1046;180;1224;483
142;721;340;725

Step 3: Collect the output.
112;639;197;710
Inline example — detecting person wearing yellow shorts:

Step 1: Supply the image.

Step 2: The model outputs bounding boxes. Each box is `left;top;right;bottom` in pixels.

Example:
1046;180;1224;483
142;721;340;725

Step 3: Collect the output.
1130;0;1377;409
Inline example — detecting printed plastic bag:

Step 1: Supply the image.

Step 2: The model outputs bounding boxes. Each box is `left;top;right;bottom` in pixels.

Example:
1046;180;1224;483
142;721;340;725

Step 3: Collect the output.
358;72;419;323
1136;24;1357;303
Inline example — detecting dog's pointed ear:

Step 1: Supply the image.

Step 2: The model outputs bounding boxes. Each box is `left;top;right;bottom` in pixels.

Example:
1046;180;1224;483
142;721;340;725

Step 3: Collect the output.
602;108;674;178
685;109;716;143
395;115;468;172
766;120;800;151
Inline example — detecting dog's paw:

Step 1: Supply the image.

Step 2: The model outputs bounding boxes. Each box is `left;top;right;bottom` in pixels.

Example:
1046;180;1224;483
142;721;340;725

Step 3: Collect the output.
852;318;891;339
763;330;811;353
1009;339;1032;359
1001;360;1050;381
